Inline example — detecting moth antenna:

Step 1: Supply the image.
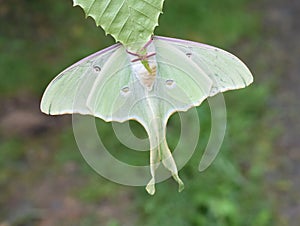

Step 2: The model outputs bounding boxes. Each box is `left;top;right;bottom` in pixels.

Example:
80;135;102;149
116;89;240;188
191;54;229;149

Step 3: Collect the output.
126;49;140;57
146;52;156;58
130;52;156;63
131;58;142;62
142;37;154;50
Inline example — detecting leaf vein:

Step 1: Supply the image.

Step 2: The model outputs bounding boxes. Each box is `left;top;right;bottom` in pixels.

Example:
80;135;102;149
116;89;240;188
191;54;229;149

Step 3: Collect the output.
97;0;113;24
106;0;127;32
116;15;130;38
141;0;162;11
125;29;133;45
86;0;97;14
129;6;156;24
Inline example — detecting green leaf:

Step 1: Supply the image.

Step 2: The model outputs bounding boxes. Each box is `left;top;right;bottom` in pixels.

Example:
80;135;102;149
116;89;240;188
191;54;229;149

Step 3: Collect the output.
73;0;164;48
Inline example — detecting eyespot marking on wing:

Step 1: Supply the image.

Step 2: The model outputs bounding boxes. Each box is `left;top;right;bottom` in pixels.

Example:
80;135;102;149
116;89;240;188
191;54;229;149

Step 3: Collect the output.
186;52;192;58
165;79;176;88
93;65;101;72
121;86;130;96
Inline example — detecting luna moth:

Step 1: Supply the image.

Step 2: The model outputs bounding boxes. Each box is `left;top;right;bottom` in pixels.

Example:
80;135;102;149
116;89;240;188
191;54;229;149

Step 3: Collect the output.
40;36;253;195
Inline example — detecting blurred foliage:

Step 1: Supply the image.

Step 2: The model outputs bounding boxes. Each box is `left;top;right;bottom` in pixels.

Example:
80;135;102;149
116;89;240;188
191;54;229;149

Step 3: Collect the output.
135;85;273;226
158;0;260;46
0;0;114;96
0;0;274;225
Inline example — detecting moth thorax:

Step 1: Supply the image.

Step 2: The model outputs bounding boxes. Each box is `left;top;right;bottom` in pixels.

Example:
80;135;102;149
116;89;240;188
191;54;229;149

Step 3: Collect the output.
139;65;156;90
133;61;157;91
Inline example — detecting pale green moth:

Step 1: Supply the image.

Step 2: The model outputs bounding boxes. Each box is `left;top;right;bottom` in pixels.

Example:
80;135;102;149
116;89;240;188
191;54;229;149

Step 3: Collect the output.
40;36;253;195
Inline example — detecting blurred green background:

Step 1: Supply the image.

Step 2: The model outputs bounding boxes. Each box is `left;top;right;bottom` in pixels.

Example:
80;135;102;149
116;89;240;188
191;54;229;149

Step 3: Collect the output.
1;0;297;225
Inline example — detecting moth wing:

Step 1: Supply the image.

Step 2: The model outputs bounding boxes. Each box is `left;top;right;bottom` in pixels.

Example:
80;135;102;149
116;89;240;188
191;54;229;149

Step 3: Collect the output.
154;36;253;97
154;36;253;171
40;44;124;116
153;38;213;117
86;46;142;122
